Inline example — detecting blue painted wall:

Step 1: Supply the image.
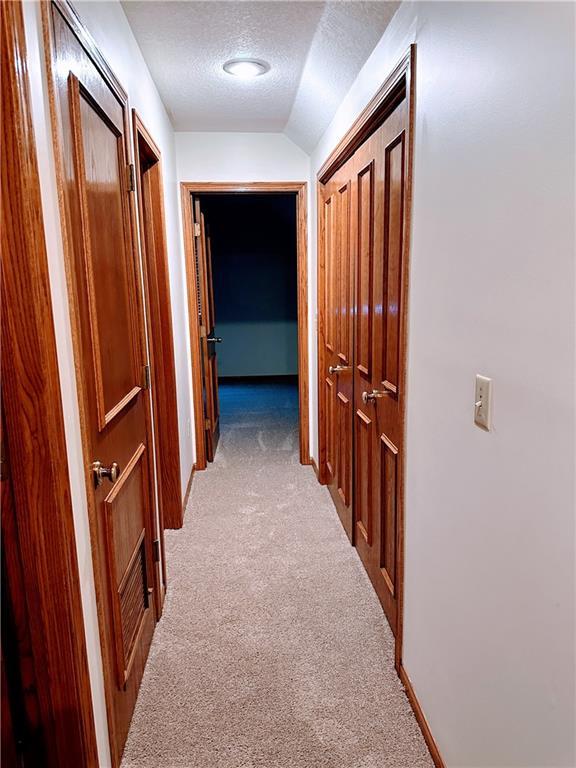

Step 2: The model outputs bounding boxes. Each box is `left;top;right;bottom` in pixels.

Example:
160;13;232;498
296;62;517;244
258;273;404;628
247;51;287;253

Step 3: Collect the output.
201;194;297;377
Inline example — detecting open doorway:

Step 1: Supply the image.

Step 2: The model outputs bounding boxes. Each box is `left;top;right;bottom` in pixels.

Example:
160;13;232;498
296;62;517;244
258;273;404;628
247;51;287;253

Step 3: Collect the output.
180;183;309;471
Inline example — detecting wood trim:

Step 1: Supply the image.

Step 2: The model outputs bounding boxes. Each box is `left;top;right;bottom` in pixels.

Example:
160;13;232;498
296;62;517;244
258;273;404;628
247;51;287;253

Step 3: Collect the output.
0;2;98;765
182;463;196;514
317;46;413;183
398;665;446;768
50;0;127;103
180;181;310;468
180;187;207;470
316;182;328;485
296;184;310;464
132;108;183;533
181;182;306;193
394;44;417;675
310;457;320;480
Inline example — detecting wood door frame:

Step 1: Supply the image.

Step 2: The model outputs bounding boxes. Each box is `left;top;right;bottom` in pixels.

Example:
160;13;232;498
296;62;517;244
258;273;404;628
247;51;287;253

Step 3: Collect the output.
317;45;444;768
1;1;98;764
180;181;310;470
131;114;180;612
42;2;162;765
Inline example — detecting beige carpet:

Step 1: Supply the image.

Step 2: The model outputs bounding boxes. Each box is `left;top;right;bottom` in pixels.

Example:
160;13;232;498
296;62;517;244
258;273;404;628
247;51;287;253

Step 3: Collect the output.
121;381;433;768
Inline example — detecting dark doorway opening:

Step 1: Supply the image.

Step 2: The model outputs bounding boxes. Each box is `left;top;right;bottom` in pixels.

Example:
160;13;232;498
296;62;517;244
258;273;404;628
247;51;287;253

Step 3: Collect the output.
197;193;299;452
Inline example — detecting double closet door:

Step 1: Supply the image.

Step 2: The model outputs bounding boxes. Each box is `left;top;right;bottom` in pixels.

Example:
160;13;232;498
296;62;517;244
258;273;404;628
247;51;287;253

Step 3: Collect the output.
321;94;409;636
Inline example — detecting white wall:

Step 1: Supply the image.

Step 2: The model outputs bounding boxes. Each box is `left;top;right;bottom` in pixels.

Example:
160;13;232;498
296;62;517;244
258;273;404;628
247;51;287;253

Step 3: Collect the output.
310;2;576;766
23;0;576;764
175;132;315;452
23;1;195;763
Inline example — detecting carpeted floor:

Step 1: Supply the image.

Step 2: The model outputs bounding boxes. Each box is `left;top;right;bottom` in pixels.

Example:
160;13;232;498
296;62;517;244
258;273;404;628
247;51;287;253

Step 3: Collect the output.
121;379;433;768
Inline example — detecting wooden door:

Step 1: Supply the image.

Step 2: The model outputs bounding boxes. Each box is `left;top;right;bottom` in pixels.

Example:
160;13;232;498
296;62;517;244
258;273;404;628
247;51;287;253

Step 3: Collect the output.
193;198;220;461
45;4;158;762
321;157;355;540
353;97;409;635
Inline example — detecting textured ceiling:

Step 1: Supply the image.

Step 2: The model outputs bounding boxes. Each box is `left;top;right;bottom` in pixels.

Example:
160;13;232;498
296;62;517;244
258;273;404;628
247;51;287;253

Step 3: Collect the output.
122;1;399;152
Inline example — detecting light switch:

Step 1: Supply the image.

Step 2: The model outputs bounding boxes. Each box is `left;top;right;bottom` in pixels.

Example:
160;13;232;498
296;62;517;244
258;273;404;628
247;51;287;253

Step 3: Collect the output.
474;375;492;430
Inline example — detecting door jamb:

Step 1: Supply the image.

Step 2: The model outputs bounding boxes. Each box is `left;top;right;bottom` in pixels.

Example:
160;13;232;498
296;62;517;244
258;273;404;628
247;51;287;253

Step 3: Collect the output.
180;181;310;470
131;110;179;618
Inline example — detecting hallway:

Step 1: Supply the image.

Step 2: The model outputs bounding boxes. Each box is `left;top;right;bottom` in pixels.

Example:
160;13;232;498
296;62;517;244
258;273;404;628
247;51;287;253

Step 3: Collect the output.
121;380;432;767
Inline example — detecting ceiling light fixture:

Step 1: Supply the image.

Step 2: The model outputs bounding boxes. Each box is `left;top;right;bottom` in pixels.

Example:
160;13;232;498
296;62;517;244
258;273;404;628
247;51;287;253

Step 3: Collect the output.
223;59;270;79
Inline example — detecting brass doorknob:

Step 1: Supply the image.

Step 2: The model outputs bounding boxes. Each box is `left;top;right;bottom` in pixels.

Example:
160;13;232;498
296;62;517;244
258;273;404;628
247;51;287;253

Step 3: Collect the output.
362;389;391;405
329;365;350;374
92;460;120;488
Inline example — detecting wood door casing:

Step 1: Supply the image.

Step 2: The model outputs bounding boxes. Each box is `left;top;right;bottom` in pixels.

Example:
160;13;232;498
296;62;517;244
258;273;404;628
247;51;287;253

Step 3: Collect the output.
181;182;309;471
44;3;159;763
193;198;220;462
134;110;183;534
2;2;99;764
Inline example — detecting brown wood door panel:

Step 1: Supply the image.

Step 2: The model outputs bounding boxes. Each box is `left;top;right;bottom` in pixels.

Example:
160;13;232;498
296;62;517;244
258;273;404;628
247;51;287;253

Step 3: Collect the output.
381;132;405;395
68;74;142;429
44;3;159;763
356;160;374;380
325;376;335;481
379;433;398;602
336;181;353;366
336;391;351;507
354;408;373;547
322;160;355;540
103;443;152;688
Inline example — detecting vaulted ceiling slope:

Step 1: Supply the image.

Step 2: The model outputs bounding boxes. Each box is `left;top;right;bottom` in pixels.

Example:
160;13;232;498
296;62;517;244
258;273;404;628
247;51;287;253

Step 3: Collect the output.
121;1;399;152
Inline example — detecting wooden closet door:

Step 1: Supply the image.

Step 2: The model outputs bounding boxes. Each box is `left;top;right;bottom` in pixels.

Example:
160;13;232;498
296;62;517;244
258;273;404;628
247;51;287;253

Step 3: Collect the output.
353;96;409;635
321;156;355;540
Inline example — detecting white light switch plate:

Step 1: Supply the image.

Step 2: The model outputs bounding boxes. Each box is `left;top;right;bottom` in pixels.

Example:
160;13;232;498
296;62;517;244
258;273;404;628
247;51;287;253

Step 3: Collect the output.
474;375;492;430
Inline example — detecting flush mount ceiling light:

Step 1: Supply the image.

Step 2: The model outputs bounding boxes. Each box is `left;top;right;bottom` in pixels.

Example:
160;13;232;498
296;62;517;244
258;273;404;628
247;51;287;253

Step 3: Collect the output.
223;59;270;79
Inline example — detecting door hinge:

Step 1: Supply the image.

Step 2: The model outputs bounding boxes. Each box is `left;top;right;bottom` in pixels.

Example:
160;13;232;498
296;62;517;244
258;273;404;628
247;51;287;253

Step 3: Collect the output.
194;222;201;237
204;418;211;430
127;163;135;192
142;363;151;390
152;539;161;562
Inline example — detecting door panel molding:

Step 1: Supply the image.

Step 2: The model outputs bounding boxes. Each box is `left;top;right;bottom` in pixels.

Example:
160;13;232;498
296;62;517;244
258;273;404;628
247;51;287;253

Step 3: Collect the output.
180;181;310;470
